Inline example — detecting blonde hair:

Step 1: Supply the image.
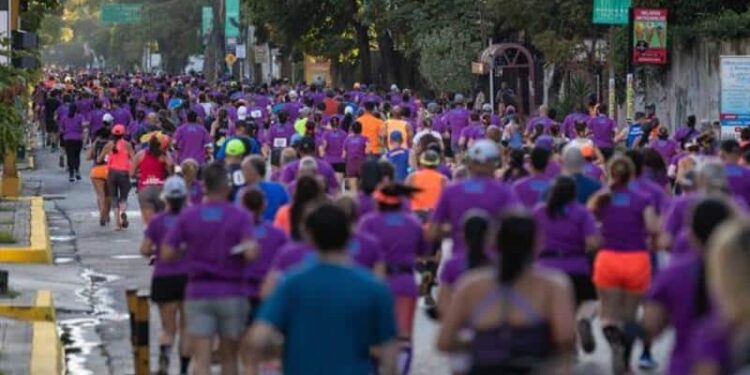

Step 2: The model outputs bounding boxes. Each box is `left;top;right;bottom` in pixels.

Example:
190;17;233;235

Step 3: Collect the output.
707;219;750;325
180;159;199;185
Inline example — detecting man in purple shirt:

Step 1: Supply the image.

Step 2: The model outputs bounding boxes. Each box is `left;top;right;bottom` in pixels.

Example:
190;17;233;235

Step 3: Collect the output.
562;108;591;140
173;111;211;165
444;94;471;157
587;104;617;159
650;127;679;165
720;139;750;205
512;147;551;208
162;163;258;375
280;136;339;193
526;105;554;136
428;139;519;255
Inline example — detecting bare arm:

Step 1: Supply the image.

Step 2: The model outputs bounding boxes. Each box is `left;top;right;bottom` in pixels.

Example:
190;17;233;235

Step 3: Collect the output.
436;280;470;353
249;322;284;361
140;238;154;257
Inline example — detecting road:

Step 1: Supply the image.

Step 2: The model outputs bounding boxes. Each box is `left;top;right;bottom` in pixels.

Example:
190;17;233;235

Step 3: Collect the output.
9;145;674;374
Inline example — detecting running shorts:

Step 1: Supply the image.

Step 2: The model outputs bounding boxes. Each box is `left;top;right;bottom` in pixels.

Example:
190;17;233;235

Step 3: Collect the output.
138;185;165;212
246;297;262;326
592;250;651;293
150;274;188;303
567;273;597;306
346;159;363;178
331;162;345;174
90;165;109;180
185;297;250;339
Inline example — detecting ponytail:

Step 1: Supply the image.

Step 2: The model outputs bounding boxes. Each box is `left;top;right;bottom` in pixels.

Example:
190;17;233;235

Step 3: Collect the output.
463;211;490;269
148;136;163;158
495;213;536;285
166;197;185;215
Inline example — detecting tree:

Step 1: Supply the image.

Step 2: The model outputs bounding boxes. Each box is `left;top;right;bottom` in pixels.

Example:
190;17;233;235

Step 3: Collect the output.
414;26;480;94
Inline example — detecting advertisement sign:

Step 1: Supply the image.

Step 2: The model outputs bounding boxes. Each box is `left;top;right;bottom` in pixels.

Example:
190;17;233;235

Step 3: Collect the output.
225;0;240;39
720;56;750;139
304;55;331;87
101;4;142;24
626;73;634;121
593;0;631;25
201;6;213;38
608;78;616;120
633;8;668;64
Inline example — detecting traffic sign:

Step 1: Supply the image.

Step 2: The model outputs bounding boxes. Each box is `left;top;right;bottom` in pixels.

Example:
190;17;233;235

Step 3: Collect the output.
236;44;246;59
225;53;237;66
101;4;142;24
593;0;631;25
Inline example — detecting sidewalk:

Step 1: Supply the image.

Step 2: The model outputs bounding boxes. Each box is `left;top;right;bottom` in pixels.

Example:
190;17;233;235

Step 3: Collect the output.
0;316;32;375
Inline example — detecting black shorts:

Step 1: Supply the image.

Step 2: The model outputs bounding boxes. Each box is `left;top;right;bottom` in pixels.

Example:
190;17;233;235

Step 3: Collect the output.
568;273;597;306
150;274;188;303
246;297;262;326
332;162;345;174
600;147;614;161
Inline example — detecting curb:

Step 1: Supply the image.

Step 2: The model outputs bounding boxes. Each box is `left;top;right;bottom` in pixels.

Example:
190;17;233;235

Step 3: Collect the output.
0;197;52;264
0;290;56;322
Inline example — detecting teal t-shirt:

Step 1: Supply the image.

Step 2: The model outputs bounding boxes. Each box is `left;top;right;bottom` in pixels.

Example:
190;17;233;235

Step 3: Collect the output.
257;261;397;375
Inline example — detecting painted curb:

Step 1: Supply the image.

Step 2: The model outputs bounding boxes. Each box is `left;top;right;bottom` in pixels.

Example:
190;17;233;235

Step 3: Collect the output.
0;197;52;264
30;321;65;375
0;290;55;322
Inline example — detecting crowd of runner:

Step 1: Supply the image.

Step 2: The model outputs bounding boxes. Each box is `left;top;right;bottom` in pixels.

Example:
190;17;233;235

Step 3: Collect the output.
31;71;750;375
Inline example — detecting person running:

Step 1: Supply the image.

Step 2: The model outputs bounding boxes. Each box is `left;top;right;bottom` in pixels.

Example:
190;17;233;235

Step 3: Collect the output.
429;139;517;256
319;115;347;181
249;203;398;375
173;111;212;166
237;155;289;222
437;212;576;374
140;176;191;375
561;147;602;204
180;159;203;206
100;124;135;230
642;197;736;375
88;126;111;226
512;147;552;208
358;101;385;157
719;139;750;206
383;106;413;150
343;121;368;192
60;103;86;181
224;139;248;202
405;150;448;221
587;156;664;374
333;194;385;273
132;135;174;224
162;162;258;375
587;104;616;160
279;136;339;193
238;188;289;375
533;176;601;354
358;183;428;375
385;132;410;183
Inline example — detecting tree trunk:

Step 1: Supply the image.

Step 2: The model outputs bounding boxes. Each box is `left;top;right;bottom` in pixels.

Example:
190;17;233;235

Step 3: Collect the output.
354;22;372;84
377;29;397;89
2;153;17;179
204;0;226;82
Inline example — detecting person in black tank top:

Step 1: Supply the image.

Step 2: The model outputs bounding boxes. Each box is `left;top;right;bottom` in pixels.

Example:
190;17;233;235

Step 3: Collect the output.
437;213;577;375
88;127;112;226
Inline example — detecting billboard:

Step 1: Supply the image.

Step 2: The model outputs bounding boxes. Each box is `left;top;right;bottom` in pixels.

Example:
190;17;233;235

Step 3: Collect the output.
720;56;750;139
633;8;668;64
593;0;631;25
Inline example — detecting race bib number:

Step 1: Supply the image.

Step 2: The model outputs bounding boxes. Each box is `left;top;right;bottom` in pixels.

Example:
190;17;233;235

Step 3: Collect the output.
231;170;245;186
273;138;288;148
250;110;262;119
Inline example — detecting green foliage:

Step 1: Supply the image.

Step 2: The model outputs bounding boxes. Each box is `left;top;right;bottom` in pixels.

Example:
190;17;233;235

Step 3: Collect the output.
553;75;592;118
0;40;29;157
414;26;480;94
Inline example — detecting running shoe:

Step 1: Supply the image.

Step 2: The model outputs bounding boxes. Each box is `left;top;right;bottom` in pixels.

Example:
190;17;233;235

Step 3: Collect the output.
68;176;75;182
577;318;596;353
638;351;658;371
157;352;169;375
59;155;64;168
75;173;81;181
121;212;129;229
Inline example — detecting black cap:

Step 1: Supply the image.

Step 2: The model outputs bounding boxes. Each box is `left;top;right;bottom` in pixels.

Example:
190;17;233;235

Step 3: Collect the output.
298;136;316;152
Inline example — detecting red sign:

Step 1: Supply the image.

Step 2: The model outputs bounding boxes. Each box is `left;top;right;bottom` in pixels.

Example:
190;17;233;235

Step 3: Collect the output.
633;8;668;65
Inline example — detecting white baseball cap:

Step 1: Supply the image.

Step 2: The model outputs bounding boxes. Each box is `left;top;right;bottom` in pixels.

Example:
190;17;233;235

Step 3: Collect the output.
468;139;500;164
162;176;187;199
103;113;114;123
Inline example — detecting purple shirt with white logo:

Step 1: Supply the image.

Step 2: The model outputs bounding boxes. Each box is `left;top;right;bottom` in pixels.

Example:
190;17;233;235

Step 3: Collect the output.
174;123;211;165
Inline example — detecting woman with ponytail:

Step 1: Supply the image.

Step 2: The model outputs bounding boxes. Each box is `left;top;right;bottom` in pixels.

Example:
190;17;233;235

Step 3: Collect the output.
587;156;663;374
139;176;191;375
642;197;735;375
60;103;85;181
132;134;173;224
357;183;428;375
437;212;576;374
100;124;135;231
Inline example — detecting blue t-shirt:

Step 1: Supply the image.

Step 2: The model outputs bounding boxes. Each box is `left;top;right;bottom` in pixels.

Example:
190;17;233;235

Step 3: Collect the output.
257;261;397;375
626;123;644;149
385;148;410;182
258;181;289;222
573;173;602;204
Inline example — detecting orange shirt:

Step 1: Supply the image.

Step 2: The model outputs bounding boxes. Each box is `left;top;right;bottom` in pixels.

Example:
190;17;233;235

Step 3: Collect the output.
384;119;411;149
273;204;291;235
410;168;444;212
358;113;385;154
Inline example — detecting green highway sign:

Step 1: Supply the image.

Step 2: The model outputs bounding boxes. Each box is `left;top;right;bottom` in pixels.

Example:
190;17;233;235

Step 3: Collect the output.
593;0;631;25
202;6;213;38
101;3;142;24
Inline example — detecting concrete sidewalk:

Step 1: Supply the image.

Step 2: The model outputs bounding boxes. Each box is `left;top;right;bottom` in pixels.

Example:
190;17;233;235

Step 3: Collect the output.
0;316;32;375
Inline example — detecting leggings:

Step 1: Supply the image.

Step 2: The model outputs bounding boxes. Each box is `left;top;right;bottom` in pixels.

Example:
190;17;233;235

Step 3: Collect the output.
64;139;83;175
107;170;131;205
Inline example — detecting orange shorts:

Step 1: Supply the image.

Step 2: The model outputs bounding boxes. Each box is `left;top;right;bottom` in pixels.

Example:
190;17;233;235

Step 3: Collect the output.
593;250;651;293
90;165;109;180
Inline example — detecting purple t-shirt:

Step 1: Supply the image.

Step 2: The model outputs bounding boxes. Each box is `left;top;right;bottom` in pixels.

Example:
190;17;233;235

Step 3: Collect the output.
562;112;590;139
647;254;703;375
145;212;190;277
60;114;85;140
357;192;375;218
587;115;616;149
650;139;679;165
724;163;750;206
596;186;653;251
245;222;288;298
445;108;471;143
344;134;368;162
174;123;211;165
673;126;699;144
279;158;339;193
630;177;668;214
358;211;427;297
321;128;347;164
543;160;561;179
512;175;551;208
527;116;553;134
271;241;316;273
348;232;382;270
533;203;597;274
690;315;732;375
439;255;466;287
265;122;295;149
112;107;132;128
583;162;604;181
189;181;203;205
459;124;486;142
165;202;254;299
432;178;519;254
